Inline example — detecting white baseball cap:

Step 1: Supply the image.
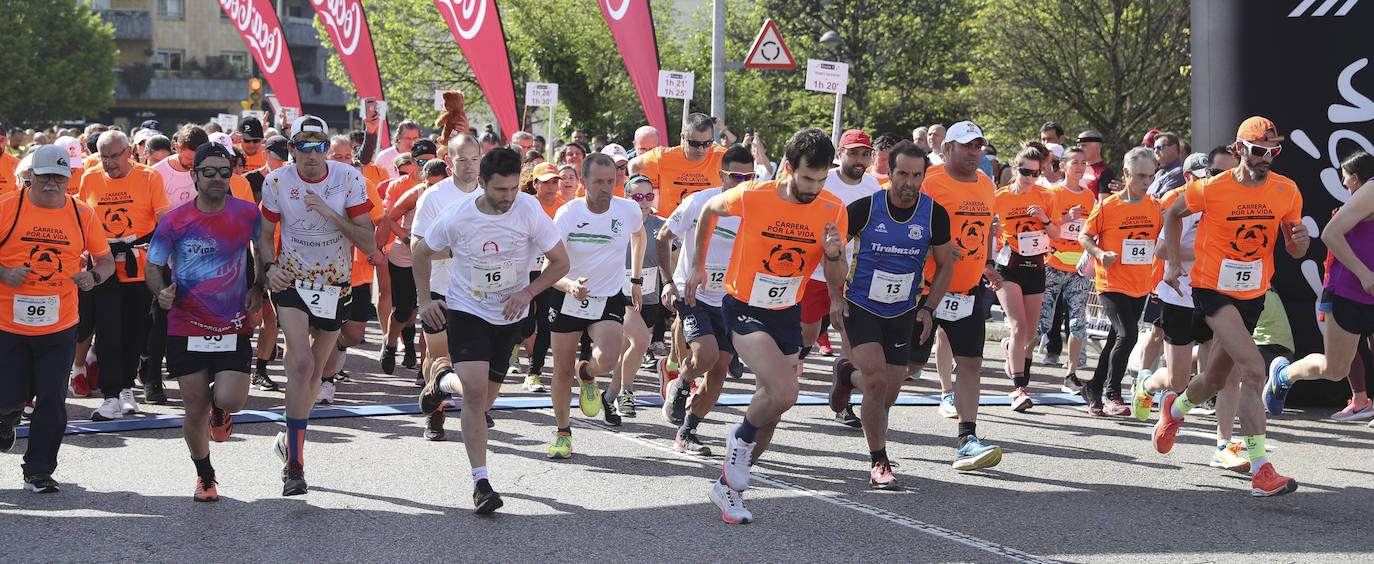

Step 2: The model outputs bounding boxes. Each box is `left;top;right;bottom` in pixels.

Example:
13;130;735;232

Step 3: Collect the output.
208;131;235;154
31;144;74;177
945;121;985;145
289;115;329;138
601;143;629;163
54;136;83;162
1045;142;1064;159
133;128;154;146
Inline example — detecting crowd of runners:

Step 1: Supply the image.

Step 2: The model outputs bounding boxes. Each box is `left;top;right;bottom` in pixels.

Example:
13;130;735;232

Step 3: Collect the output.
0;108;1371;522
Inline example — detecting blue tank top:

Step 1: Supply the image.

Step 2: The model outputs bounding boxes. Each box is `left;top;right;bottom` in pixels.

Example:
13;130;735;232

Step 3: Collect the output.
846;193;934;317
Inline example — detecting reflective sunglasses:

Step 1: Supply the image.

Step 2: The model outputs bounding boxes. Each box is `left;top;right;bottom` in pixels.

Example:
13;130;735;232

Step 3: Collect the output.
1017;167;1041;177
722;171;756;182
196;166;233;178
629;192;655;202
293;141;329;153
241;138;264;144
1152;143;1176;153
684;138;714;149
1238;139;1281;159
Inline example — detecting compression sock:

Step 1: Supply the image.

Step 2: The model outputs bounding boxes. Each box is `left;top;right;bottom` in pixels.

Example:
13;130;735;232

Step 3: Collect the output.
285;417;307;465
1245;435;1269;472
1171;390;1198;419
192;454;214;482
682;412;704;436
870;448;888;464
957;421;977;444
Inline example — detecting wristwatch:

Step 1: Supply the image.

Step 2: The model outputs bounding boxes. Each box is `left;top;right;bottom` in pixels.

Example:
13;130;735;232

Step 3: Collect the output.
90;270;102;285
919;305;935;315
630;277;644;285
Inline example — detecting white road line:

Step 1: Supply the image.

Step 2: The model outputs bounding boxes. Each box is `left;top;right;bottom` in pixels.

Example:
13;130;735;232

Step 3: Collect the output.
574;419;1059;564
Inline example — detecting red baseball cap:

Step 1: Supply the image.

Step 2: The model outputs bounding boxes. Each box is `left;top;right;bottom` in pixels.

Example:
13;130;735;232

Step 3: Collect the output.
1236;116;1284;143
838;129;873;150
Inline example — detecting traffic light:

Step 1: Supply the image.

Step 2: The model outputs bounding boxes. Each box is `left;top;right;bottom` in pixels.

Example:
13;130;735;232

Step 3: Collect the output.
248;78;263;110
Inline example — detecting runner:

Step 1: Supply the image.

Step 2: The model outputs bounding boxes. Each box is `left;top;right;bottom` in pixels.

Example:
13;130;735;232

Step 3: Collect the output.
684;127;848;524
1155;116;1309;497
659;145;755;454
381;140;438;375
376;120;421;179
518;161;564;393
259;115;376;496
414;146;570;514
628;112;726;217
1035;146;1096;394
1078;147;1164;416
992;146;1056;411
612;175;662;418
247;135;289;392
0;145;114;493
546;152;645;455
145;143;263;501
905;121;1005;471
237;118;267;172
78;131;170;420
828;140;954;488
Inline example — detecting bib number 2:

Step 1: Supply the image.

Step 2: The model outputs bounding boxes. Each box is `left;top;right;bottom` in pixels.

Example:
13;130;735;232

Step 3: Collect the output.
295;283;341;320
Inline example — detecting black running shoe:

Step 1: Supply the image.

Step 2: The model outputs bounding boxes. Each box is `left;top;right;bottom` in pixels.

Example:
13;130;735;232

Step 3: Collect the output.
1060;374;1085;395
674;428;711;456
485;412;495;429
835;406;863;428
380;346;396;374
253;372;280;392
282;463;307;496
472;479;503;515
24;474;59;493
424;410;446;441
601;393;621;426
418;375;451;416
143;382;167;405
401;347;417;370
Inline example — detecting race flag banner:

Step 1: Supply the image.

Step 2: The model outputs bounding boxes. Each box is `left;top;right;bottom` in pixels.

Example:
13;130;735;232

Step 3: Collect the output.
433;0;520;138
218;0;303;112
310;0;391;147
597;0;668;147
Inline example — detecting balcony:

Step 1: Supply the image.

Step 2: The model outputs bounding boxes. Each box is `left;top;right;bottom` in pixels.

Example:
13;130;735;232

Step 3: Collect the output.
283;19;319;47
96;9;152;40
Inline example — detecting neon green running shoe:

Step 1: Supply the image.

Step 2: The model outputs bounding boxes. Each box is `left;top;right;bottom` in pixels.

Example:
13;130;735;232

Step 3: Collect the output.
576;360;602;417
547;431;573;459
1131;369;1155;422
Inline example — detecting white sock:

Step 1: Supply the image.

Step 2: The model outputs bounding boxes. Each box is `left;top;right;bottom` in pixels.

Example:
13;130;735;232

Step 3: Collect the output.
1216;439;1229;448
472;466;488;485
1251;457;1270;473
438;373;461;395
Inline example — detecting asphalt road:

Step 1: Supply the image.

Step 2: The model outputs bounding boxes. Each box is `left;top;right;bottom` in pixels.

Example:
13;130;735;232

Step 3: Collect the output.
3;324;1372;563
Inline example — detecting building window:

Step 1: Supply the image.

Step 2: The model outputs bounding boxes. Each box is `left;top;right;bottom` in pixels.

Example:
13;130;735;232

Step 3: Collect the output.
285;0;310;19
157;0;185;20
155;49;184;71
88;0;112;10
225;51;250;75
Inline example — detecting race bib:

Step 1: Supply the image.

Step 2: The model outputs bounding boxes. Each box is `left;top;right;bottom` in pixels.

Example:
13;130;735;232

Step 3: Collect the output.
187;334;237;353
867;269;914;304
1121;239;1155;265
534;254;547;270
1061;219;1086;241
623;268;658;296
471;260;518;293
704;264;728;293
295;282;341;320
747;273;802;308
935;293;974;322
560;293;608;320
1017;230;1050;256
1218;259;1261;292
13;295;58;327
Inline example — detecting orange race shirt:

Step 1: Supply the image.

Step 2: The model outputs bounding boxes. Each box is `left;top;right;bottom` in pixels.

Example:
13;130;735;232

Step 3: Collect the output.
242;151;265;172
720;180;848;309
362;162;387;188
993;185;1054;255
0;191;110;336
641;145;726;217
1046;182;1098;272
1084;194;1163;297
378;176;418;247
0;152;19;195
350;176;387;287
82;152;101;171
539;195;565;219
77;166;170;282
1184;170;1304;300
921;171;997;293
229;175;255;202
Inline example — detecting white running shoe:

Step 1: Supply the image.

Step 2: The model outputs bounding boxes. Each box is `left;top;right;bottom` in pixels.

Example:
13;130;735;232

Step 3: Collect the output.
522;373;547;392
118;388;139;414
938;393;958;418
91;397;123;421
708;480;753;524
721;424;755;491
273;431;288;463
316;381;336;405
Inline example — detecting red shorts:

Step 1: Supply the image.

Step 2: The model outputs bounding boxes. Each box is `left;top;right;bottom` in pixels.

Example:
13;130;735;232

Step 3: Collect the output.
800;278;832;324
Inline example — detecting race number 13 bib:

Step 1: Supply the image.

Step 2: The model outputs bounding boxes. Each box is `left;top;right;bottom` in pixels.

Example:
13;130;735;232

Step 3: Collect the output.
1121;239;1155;265
1217;259;1261;292
747;273;802;308
295;282;341;320
935;293;974;321
867;269;914;304
187;334;237;352
471;260;518;293
560;293;608;320
13;295;59;327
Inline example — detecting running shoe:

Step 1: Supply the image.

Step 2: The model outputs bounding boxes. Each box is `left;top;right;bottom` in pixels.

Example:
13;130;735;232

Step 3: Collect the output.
402;346;418;370
576;361;602;417
424;410;446;441
1331;398;1374;421
938;393;958;419
69;365;91;397
273;431;288;463
1104;395;1131;417
1153;392;1183;454
829;357;855;413
1210;441;1251;474
144;382;167;405
1009;387;1034;412
1043;352;1061;367
835;406;862;428
721;424;755;491
282;463;307;496
333;370;352;383
209;406;233;442
547;431;572;459
675;428;711;456
641;351;657;371
379;345;396;374
194;476;219;502
23;474;59;493
472;479;503;515
618;390;637;418
601;392;621;426
523;372;547;393
0;414;15;453
91;397;122;421
252;372;280;391
119;388;140;414
709;480;753;524
1060;374;1084;395
663;376;689;425
657;357;679;399
817;332;834;356
1131;371;1155;421
1250;463;1298;497
728;356;744;379
1191;397;1218;416
485;412;495;429
315;380;335;405
1263;356;1292;416
414;373;426;387
870;459;898;490
952;435;1002;471
418;371;451;416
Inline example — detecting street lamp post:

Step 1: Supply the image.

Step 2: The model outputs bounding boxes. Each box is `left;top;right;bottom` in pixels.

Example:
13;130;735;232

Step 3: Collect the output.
819;30;843;146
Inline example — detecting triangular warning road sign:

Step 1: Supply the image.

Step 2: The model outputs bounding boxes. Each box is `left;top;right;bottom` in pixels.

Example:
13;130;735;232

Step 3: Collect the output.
744;19;796;69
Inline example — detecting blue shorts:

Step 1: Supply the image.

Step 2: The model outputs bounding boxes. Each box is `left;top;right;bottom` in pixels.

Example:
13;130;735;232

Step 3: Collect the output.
674;300;735;355
722;294;802;356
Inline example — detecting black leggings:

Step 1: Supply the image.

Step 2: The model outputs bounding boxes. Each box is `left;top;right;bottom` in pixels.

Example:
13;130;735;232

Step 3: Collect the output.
388;261;417;323
529;274;556;373
91;280;153;398
1089;292;1147;399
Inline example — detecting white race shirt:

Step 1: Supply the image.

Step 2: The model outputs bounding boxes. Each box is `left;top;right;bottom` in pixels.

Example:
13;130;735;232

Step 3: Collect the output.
412;177;481;296
554;196;644;298
810;170;881;282
260;160;371;286
423;193;560;325
668;186;739;308
153;157;196;208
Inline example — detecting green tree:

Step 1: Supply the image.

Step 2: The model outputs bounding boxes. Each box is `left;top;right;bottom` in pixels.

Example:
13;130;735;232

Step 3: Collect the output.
971;0;1191;163
0;0;118;126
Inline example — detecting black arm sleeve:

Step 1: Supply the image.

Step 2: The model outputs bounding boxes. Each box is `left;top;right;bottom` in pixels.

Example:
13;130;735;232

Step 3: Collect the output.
359;129;377;166
846;196;871;238
931;202;951;246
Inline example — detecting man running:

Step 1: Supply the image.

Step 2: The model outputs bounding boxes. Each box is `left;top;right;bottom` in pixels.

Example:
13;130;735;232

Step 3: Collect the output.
145;143;263;501
629;112;725;217
828;140;954;488
259;115;376;496
685;127;848;524
1155;116;1309;497
415;147;570;514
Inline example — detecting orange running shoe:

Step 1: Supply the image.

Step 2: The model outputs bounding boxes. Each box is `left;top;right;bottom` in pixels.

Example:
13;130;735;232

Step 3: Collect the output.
209;406;232;442
194;476;219;502
1250;463;1298;497
1152;392;1183;454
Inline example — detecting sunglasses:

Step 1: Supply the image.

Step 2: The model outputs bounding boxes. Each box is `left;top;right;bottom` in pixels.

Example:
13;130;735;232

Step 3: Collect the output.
722;171;756;182
241;138;263;144
1017;167;1041;177
684;139;714;149
1238;139;1281;158
196;166;233;178
629;192;655;202
293;141;329;153
1206;167;1224;177
615;164;628;172
1152;143;1176;152
415;157;431;168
